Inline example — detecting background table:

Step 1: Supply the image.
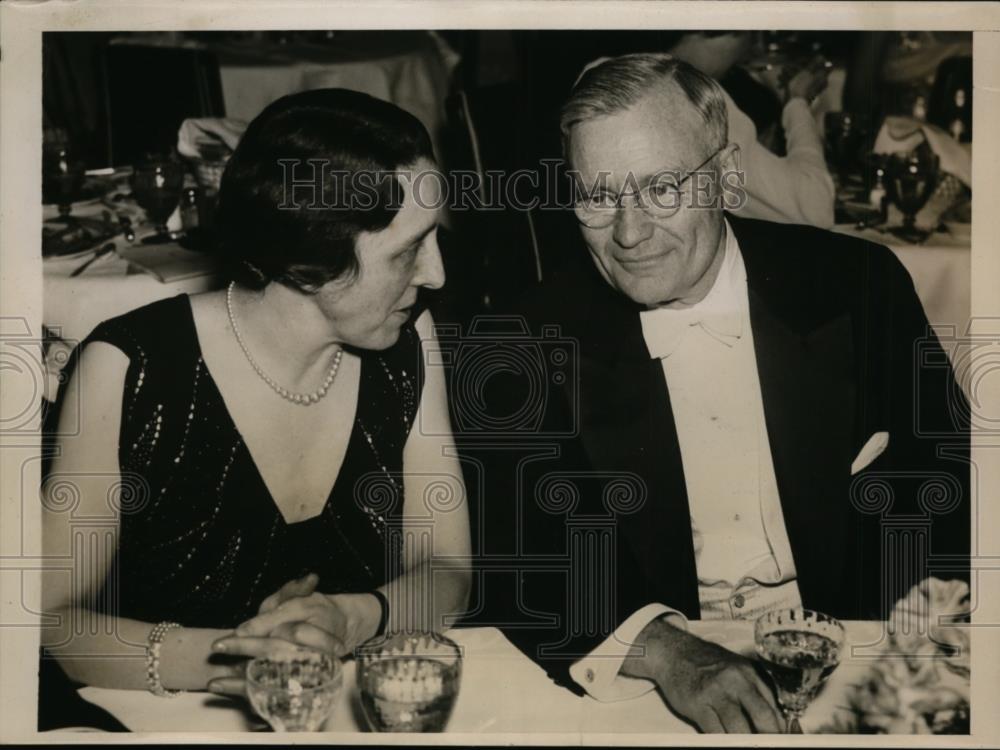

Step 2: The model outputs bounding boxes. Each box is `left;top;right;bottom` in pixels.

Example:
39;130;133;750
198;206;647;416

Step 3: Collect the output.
43;250;217;348
42;176;221;383
76;621;888;735
834;223;971;335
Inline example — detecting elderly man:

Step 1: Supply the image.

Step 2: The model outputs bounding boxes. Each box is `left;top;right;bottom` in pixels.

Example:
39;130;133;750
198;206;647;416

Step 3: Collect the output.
495;54;969;733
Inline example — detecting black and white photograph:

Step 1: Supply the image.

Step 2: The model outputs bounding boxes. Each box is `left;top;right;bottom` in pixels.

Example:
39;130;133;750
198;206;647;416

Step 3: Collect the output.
1;1;998;743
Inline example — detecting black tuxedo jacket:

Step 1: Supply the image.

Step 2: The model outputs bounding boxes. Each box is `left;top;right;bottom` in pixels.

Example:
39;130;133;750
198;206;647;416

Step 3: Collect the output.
484;215;970;693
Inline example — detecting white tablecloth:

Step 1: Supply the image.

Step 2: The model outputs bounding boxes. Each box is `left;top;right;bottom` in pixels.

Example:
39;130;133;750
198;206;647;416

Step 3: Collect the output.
42;251;218;347
833;224;971;337
76;621;886;735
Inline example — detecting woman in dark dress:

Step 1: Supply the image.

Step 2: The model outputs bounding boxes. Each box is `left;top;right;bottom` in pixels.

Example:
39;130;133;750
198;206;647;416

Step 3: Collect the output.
40;89;470;696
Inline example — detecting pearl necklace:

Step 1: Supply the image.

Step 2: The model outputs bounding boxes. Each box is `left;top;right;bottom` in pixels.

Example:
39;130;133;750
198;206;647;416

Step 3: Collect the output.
226;281;343;405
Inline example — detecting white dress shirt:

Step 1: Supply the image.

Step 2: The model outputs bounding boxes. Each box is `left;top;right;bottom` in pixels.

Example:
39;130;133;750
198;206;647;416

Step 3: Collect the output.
569;220;803;701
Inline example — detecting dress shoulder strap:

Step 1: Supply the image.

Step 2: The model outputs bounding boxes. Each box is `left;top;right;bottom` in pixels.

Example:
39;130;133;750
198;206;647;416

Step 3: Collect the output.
83;295;195;365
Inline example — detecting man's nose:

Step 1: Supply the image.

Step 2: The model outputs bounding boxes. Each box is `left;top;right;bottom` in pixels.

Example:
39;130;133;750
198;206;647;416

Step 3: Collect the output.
413;233;446;290
611;205;654;249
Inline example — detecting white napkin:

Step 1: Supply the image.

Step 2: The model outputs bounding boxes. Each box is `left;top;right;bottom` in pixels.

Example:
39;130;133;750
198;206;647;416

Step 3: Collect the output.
177;117;247;160
872;116;972;187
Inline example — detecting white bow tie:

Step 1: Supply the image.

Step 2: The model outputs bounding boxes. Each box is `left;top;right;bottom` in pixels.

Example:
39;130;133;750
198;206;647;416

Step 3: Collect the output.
639;305;743;359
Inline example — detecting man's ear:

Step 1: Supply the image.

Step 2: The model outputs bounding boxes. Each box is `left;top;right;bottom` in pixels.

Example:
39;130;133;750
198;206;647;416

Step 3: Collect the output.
719;142;741;176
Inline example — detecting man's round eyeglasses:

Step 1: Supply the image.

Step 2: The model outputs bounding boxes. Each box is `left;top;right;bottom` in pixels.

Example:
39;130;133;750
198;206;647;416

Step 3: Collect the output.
573;144;728;229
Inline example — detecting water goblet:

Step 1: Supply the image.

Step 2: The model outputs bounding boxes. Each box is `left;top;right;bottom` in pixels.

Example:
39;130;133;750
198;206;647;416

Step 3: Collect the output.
883;142;941;244
130;160;185;244
356;631;462;732
245;648;342;732
43;144;87;224
754;608;845;734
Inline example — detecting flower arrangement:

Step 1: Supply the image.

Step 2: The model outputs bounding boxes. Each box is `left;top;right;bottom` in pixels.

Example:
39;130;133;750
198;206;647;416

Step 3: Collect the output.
818;578;970;734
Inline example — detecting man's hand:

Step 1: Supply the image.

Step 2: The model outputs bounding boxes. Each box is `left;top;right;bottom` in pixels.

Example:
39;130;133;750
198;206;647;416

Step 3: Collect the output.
622;616;783;733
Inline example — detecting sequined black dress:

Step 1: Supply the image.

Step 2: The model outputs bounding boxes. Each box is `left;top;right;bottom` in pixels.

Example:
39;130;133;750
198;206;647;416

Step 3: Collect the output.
78;294;423;630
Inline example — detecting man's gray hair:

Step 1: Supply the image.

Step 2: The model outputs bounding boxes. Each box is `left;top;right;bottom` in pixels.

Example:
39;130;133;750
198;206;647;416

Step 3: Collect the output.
560;53;728;154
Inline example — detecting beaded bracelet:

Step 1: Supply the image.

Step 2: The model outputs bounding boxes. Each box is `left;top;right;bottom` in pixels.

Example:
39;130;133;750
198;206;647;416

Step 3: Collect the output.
145;621;183;697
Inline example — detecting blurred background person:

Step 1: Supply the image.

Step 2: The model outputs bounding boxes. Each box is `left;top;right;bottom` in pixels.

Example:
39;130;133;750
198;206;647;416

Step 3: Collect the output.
662;30;836;228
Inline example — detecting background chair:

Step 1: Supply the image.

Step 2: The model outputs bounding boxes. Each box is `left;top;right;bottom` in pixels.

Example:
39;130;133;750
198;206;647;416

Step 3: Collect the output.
439;81;545;318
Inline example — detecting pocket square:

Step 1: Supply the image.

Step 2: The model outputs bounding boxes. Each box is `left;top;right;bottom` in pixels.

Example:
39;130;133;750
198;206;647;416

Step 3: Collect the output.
851;431;890;475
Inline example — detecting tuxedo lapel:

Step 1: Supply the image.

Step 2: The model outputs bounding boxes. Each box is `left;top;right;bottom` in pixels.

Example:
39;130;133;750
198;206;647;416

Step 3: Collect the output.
566;268;701;619
576;352;702;618
738;221;858;616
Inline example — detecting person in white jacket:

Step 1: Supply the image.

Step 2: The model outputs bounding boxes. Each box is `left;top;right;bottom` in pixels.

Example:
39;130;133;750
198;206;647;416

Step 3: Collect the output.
667;31;836;229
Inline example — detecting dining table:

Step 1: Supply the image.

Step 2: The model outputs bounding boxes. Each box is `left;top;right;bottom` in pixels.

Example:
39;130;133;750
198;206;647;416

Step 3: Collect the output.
41;165;222;402
65;619;938;736
43;246;218;350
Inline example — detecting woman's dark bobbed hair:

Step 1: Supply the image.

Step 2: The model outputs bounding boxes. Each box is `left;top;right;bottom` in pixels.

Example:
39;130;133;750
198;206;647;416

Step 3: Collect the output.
215;88;435;292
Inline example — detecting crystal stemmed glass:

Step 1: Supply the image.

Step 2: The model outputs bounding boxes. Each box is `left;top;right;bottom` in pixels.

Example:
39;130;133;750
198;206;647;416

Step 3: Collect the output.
883;143;941;244
42;144;87;224
130;160;185;244
245;648;342;732
754;608;845;734
355;631;463;732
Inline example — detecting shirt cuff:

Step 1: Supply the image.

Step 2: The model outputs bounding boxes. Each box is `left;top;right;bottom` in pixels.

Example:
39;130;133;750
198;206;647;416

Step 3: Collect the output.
781;97;813;128
781;98;826;158
568;604;688;702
